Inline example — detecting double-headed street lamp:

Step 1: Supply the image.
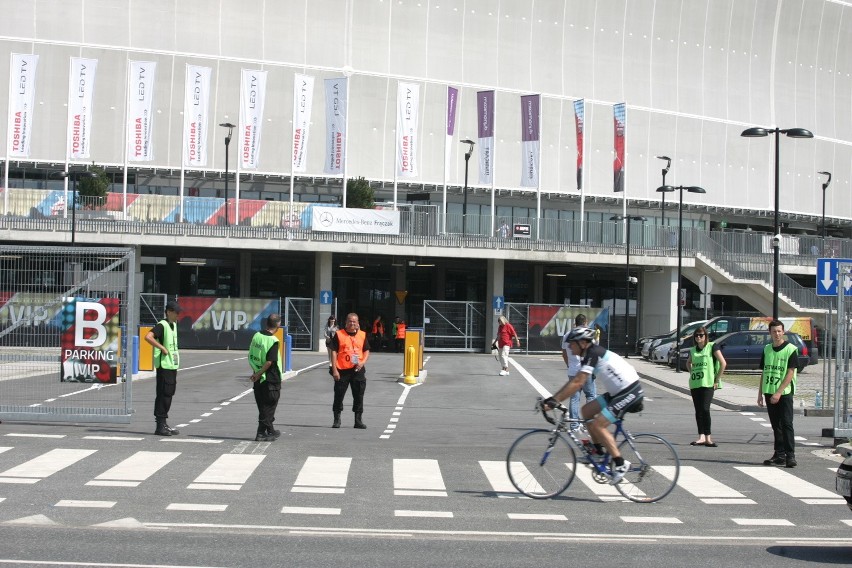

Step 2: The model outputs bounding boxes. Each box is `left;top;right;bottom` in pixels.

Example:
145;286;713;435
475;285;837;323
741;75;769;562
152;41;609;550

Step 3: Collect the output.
54;169;96;244
740;126;813;320
818;171;832;248
656;156;671;227
219;122;236;226
610;214;646;357
656;184;706;372
461;139;475;234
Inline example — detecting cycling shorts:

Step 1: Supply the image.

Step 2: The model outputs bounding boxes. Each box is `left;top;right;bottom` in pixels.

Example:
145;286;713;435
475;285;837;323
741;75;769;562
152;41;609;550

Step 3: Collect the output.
594;381;644;423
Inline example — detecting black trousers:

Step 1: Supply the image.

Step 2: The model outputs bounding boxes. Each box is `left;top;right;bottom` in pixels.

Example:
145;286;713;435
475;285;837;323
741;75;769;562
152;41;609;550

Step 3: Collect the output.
333;369;366;414
691;387;715;435
154;368;177;420
253;381;281;433
765;392;795;457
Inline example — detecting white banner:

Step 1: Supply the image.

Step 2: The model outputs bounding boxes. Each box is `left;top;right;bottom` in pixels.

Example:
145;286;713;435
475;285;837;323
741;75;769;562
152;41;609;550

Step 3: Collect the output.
292;74;314;173
324;78;347;175
239;69;267;170
126;61;157;162
310;206;400;235
8;53;39;158
396;81;420;178
183;65;212;168
67;57;97;160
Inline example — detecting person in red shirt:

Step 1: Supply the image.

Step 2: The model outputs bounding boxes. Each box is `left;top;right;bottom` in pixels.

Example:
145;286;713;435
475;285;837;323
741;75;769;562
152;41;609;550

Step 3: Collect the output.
495;315;520;376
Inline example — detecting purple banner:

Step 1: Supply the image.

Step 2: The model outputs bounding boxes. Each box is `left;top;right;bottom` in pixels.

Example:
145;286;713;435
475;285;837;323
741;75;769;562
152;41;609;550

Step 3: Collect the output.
573;99;584;191
520;94;540;187
477;90;495;185
446;86;458;136
613;103;626;193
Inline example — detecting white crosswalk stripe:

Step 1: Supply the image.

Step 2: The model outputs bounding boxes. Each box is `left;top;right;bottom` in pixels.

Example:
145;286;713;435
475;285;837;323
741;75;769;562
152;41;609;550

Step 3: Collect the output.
393;458;447;496
88;451;180;487
188;454;266;491
0;449;96;484
656;465;755;504
292;456;351;494
735;466;847;504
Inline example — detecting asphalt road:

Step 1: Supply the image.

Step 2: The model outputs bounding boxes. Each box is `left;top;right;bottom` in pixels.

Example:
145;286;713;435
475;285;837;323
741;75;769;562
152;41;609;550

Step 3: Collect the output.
0;349;849;567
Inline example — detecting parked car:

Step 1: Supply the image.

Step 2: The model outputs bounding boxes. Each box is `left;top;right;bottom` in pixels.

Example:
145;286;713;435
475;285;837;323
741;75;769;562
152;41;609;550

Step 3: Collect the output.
837;452;852;512
672;330;811;372
650;340;675;364
699;316;818;365
643;320;708;360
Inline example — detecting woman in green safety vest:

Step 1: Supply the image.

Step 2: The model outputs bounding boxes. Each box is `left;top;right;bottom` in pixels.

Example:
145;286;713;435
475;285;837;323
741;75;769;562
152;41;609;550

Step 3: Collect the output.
686;326;726;447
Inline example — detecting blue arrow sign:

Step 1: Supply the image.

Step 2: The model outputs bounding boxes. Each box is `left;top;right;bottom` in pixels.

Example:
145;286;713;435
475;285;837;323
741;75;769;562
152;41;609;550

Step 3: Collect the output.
320;290;333;305
493;295;505;310
816;258;852;296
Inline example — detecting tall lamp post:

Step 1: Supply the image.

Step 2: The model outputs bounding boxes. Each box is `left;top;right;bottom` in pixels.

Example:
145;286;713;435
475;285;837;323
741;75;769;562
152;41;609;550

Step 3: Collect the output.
740;126;813;320
656;156;671;228
219;122;236;226
610;214;646;356
461;139;475;234
656;185;706;372
818;171;832;250
54;170;96;244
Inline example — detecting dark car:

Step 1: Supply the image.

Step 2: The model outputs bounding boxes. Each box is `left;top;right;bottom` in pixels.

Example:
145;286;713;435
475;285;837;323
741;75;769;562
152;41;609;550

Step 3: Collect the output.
673;330;811;372
837;452;852;511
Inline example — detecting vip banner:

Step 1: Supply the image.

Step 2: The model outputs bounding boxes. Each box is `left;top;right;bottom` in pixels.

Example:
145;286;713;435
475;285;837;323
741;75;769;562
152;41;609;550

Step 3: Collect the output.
613;102;626;193
60;297;120;383
173;297;281;350
476;90;495;185
126;61;157;162
324;77;348;175
67;57;97;160
7;53;39;159
310;206;401;235
397;82;420;178
183;65;212;168
445;86;459;179
573;99;584;190
520;94;540;188
292;74;315;173
525;305;608;352
240;69;267;170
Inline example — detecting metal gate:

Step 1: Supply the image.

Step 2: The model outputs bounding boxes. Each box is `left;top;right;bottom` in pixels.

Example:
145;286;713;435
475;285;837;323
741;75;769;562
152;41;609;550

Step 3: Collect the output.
833;262;852;438
139;293;167;326
284;297;313;350
422;301;486;351
0;245;136;423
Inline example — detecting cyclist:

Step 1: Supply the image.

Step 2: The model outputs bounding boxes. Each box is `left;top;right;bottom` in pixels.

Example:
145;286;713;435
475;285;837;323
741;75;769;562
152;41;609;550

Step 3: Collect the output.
543;326;645;484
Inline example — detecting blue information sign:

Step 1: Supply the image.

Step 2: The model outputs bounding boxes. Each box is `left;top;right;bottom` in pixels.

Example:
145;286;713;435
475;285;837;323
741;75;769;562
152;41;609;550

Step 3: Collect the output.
816;258;852;296
320;290;333;305
493;296;505;310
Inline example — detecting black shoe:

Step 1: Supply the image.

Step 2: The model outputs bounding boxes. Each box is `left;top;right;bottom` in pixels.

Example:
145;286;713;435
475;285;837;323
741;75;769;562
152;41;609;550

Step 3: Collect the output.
164;424;180;435
154;424;172;436
785;457;797;468
763;454;786;466
354;413;367;429
266;429;281;440
332;413;341;429
255;433;273;442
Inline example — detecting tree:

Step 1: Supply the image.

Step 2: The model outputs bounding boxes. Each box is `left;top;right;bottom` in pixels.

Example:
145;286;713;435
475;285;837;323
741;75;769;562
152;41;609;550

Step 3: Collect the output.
346;177;374;209
76;164;110;208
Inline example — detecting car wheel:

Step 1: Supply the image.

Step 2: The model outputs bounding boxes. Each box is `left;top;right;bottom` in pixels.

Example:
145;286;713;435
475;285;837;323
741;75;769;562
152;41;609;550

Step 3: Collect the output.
797;365;805;373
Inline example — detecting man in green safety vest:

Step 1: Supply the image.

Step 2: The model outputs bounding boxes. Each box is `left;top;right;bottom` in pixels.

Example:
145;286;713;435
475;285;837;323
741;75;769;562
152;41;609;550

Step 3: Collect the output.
145;300;182;436
249;313;283;442
758;320;798;468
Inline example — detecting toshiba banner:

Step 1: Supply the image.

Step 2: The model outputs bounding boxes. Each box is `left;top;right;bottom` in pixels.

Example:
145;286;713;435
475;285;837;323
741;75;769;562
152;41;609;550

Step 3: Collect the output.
7;53;39;159
240;69;267;169
324;78;347;175
183;65;211;168
396;82;420;178
60;297;121;383
126;60;157;162
67;57;97;160
292;74;314;172
310;206;400;235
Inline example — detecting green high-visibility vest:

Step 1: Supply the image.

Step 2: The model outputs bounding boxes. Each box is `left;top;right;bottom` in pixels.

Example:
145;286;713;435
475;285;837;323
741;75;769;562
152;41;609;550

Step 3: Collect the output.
248;332;281;383
689;342;720;389
761;342;797;395
154;320;179;370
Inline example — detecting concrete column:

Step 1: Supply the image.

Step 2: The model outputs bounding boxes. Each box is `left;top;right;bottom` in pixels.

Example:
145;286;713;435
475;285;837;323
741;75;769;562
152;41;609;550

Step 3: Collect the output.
315;251;333;352
393;264;407;320
486;258;505;351
639;267;677;337
533;265;544;303
239;252;251;297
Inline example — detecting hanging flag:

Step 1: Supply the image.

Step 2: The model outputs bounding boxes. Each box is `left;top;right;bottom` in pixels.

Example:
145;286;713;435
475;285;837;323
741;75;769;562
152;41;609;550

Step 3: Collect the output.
520;94;540;188
239;69;267;170
476;90;495;185
444;86;459;179
573;99;584;191
126;60;157;162
292;74;314;173
613;102;626;193
182;65;211;168
324;77;347;175
8;53;39;159
67;57;97;160
397;81;420;178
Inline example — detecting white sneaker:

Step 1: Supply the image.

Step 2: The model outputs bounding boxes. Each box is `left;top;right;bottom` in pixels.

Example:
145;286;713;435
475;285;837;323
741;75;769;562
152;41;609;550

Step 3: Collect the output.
610;460;631;484
499;370;509;376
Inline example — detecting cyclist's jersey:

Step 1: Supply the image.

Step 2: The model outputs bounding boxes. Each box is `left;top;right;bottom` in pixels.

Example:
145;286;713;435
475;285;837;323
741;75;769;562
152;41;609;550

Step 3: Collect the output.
579;344;640;395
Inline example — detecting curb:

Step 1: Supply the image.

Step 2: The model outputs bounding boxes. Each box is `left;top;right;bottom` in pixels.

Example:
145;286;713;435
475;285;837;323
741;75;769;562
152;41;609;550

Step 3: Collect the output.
637;370;764;413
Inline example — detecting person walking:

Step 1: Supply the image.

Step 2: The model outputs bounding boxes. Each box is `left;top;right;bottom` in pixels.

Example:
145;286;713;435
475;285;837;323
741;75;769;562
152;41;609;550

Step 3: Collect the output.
394;317;406;353
495;315;520;376
686;326;726;447
324;315;338;368
371;315;385;351
248;313;283;442
330;313;371;429
145;300;182;436
561;313;596;427
758;320;799;468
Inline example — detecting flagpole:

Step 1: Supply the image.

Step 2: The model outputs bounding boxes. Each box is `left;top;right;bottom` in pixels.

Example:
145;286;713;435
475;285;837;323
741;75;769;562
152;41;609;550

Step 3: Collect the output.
179;64;188;223
535;95;541;240
2;53;10;216
341;75;350;207
122;59;129;220
63;56;73;220
442;87;450;235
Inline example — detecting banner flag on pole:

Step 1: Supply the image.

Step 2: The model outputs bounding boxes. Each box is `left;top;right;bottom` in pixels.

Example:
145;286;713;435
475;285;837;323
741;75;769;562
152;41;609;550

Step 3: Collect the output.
324;77;348;175
8;53;39;158
520;94;540;188
613;102;626;193
476;90;495;185
239;69;267;170
126;60;157;162
67;57;97;160
573;99;584;190
292;74;314;173
444;86;459;179
182;65;211;167
396;81;420;178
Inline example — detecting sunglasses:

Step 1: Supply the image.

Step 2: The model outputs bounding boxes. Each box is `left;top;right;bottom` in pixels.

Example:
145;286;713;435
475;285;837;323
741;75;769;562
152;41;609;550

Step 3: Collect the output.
695;334;706;337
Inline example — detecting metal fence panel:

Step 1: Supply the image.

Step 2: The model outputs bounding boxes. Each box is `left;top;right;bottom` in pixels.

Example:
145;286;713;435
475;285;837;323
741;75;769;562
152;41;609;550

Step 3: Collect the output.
139;293;167;326
0;245;135;423
284;297;313;350
833;263;852;438
423;301;486;351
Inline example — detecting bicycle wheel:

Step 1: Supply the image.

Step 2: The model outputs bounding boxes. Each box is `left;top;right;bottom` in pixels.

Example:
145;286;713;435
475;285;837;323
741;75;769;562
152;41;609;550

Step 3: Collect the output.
506;429;577;499
613;433;680;503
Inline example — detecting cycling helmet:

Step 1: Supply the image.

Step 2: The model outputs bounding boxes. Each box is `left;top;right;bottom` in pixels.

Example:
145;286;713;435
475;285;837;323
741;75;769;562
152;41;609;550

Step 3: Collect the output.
565;326;595;343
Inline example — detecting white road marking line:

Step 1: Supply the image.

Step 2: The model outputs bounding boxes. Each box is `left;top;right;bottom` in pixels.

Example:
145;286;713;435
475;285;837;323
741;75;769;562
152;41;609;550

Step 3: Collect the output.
508;359;551;398
655;466;754;503
479;460;527;498
82;436;144;441
159;438;222;444
86;481;139;487
167;503;228;512
0;449;96;480
190;454;265;489
741;412;756;415
212;407;222;411
201;413;212;417
281;506;341;515
395;510;453;518
380;435;391;439
394;459;447;496
749;417;765;422
187;483;242;491
292;457;351;493
0;448;11;454
794;436;807;441
390;417;399;422
55;500;115;508
736;466;846;502
190;419;202;423
732;518;794;526
621;516;682;524
507;513;567;521
842;520;852;527
4;433;65;439
89;451;180;486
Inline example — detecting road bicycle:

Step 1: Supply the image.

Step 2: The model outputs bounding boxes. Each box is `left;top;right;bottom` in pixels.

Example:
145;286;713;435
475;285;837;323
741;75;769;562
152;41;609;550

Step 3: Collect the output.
505;398;680;503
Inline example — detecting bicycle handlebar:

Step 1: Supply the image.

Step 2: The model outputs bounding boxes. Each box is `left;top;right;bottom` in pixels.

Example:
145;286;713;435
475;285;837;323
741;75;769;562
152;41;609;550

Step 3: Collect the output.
535;397;567;425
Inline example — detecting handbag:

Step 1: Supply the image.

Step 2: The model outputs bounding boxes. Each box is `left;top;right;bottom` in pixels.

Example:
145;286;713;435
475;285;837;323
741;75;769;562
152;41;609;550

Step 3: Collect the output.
491;339;499;351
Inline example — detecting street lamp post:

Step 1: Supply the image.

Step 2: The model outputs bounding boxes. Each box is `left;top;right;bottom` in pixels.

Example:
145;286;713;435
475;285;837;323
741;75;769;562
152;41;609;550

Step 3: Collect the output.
461;139;475;234
818;171;832;251
740;126;814;320
219;122;236;226
656;185;706;372
610;214;646;357
656;156;671;228
54;170;96;244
